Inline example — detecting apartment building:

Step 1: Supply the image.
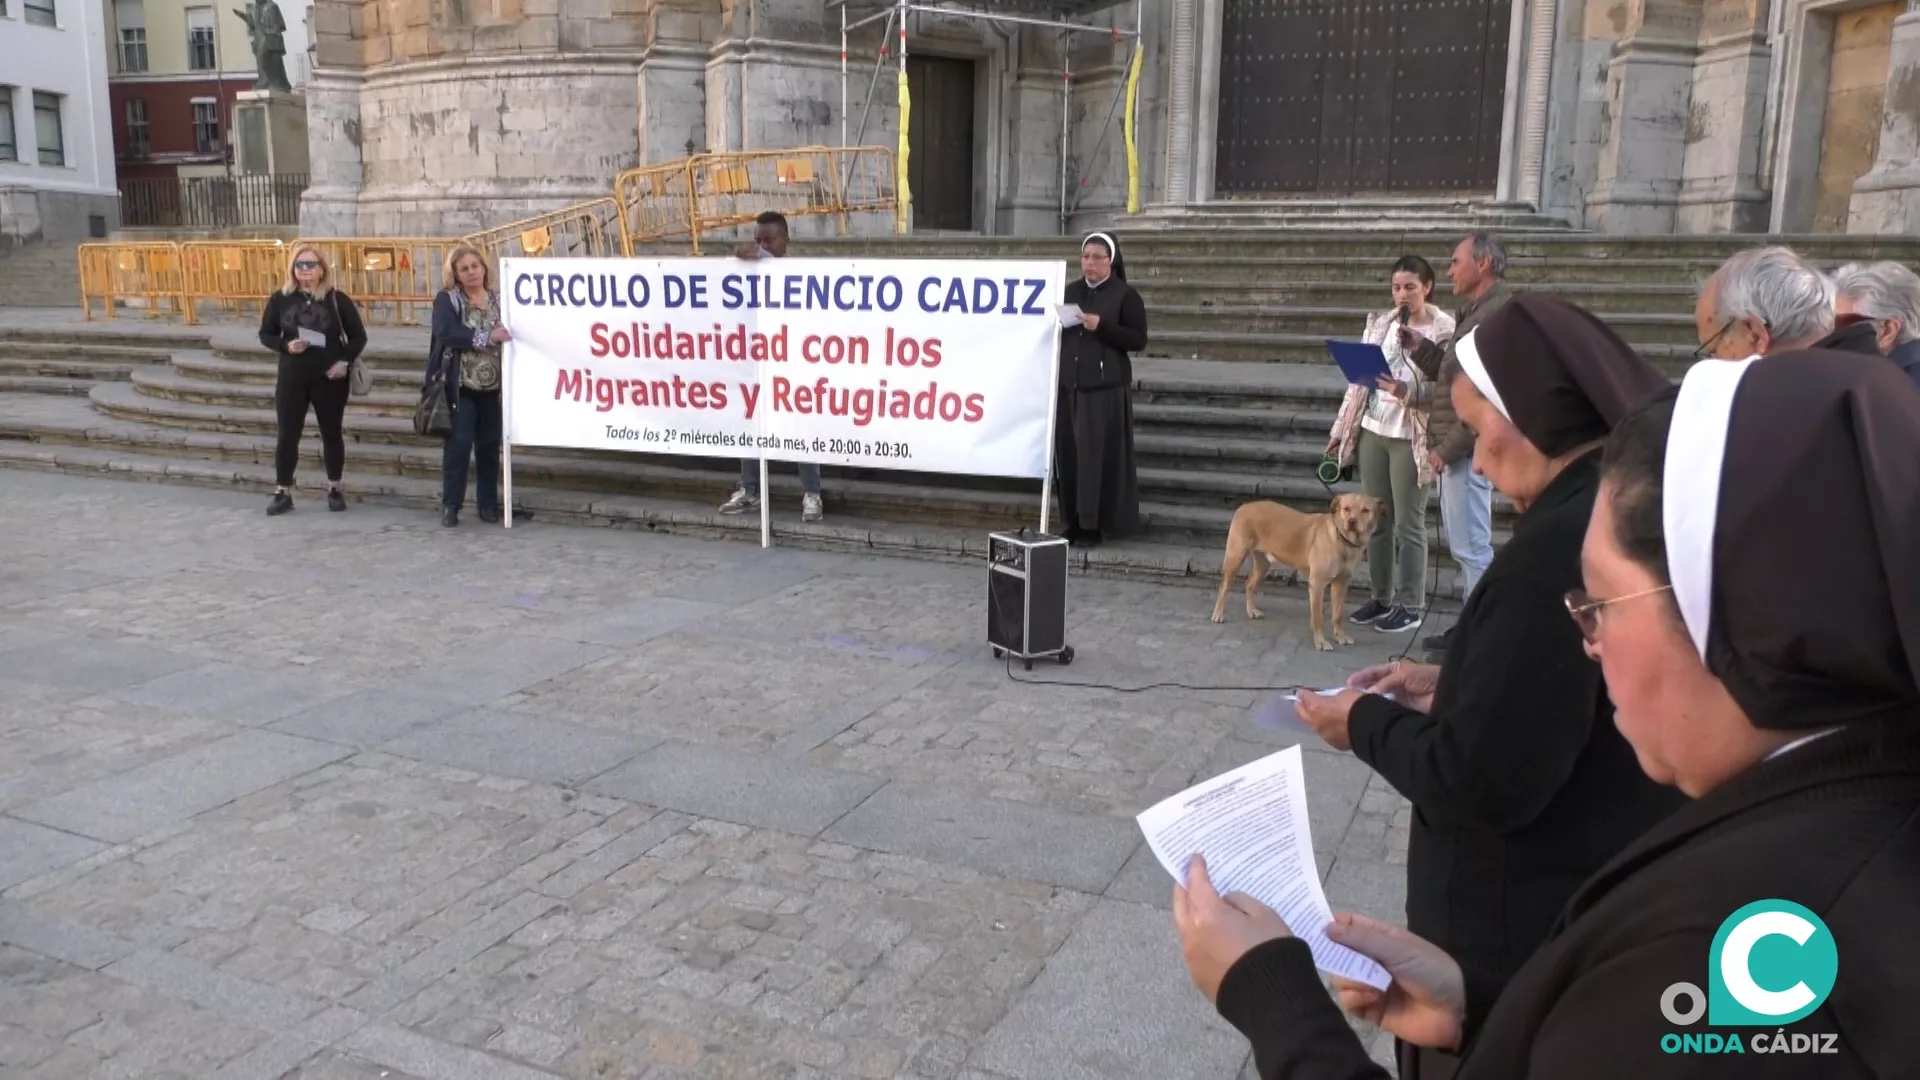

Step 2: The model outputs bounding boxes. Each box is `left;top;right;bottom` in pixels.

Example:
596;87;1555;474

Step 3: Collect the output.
103;0;310;182
0;0;118;243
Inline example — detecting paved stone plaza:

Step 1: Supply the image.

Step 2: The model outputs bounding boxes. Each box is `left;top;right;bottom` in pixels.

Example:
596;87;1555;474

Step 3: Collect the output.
0;470;1412;1079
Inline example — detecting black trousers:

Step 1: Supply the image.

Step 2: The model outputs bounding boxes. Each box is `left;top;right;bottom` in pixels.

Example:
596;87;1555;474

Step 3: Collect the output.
274;356;349;486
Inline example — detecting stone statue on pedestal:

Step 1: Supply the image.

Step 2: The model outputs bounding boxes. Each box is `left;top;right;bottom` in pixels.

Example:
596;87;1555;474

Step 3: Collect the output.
235;0;291;92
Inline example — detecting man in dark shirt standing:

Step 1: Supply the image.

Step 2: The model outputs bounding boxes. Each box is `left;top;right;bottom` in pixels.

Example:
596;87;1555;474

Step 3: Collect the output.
1400;232;1509;658
721;211;824;522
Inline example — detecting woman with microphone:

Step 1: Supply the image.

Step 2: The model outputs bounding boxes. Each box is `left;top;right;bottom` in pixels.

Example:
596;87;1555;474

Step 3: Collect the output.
1327;255;1454;634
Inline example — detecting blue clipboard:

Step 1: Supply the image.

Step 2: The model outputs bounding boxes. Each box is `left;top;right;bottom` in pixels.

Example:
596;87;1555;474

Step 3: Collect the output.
1325;339;1393;386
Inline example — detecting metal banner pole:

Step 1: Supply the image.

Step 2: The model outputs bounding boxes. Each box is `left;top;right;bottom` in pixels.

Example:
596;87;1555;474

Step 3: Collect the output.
502;343;514;528
759;457;771;548
500;273;515;529
1039;270;1063;537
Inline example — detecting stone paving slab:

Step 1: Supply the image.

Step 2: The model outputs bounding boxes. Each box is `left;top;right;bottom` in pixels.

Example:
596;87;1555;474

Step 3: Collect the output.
967;899;1248;1080
821;783;1142;894
0;469;1411;1077
586;741;886;836
12;729;350;843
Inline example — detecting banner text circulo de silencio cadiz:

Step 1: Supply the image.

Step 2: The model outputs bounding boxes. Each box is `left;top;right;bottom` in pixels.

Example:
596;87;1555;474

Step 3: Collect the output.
513;267;1057;428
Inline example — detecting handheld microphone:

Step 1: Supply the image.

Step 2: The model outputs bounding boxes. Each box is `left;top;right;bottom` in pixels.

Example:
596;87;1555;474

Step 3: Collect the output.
1396;303;1410;325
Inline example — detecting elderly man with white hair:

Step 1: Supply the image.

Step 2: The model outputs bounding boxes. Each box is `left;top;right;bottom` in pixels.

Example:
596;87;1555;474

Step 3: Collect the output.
1691;246;1851;360
1833;260;1920;389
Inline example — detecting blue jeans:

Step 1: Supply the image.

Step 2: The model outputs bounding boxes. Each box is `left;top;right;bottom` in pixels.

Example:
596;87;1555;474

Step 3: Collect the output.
739;458;820;496
1439;455;1493;600
443;388;502;512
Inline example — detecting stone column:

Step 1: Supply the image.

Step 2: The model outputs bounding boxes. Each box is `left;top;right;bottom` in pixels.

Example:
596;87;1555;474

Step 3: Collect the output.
1675;0;1772;232
637;0;711;162
1162;0;1196;204
298;0;363;233
1002;30;1068;234
1585;0;1702;233
1849;1;1920;231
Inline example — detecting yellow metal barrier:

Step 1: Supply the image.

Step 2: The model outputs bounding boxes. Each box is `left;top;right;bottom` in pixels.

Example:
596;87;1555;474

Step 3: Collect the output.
612;145;901;255
613;159;699;250
465;198;628;264
290;237;462;325
78;242;188;320
79;147;905;324
179;240;286;325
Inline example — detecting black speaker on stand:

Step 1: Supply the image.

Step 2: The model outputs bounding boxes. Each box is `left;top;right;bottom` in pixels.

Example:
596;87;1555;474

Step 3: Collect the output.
986;530;1073;670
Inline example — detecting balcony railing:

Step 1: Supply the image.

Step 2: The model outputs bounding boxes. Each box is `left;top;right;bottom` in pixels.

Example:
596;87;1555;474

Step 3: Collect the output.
120;173;308;228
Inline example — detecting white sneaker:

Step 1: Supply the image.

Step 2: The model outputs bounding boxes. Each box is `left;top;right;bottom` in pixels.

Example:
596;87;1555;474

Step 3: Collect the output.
801;492;824;522
718;489;759;515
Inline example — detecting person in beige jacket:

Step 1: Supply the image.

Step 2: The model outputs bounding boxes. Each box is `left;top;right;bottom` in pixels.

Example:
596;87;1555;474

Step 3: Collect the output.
1400;232;1511;657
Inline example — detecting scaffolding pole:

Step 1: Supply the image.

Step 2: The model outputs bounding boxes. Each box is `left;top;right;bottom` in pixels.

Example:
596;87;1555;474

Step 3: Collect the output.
831;0;1142;234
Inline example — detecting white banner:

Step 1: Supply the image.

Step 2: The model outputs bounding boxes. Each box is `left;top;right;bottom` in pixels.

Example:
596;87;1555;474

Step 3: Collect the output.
500;256;1068;479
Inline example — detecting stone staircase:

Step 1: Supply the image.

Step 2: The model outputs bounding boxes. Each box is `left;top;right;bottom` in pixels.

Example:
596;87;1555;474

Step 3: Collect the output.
5;227;1920;594
0;339;174;395
0;238;85;309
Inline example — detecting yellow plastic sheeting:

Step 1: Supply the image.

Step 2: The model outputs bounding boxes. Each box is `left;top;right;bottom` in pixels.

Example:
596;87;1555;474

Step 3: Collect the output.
1124;43;1143;214
897;70;913;232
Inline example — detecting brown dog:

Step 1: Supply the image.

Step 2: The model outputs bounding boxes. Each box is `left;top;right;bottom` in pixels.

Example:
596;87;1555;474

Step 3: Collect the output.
1209;494;1385;650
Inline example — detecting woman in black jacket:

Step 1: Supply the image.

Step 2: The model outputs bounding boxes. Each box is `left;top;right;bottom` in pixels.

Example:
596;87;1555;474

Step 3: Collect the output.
428;245;511;526
257;244;368;515
1055;232;1147;545
1287;295;1687;1079
1175;351;1920;1079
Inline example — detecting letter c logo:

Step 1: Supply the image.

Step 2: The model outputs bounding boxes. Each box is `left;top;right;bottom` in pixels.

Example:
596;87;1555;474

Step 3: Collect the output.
1706;900;1838;1026
1721;911;1817;1016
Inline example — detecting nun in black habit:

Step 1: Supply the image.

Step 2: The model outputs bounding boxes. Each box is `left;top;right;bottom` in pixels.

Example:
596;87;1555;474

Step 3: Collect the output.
1174;350;1920;1078
1054;232;1146;544
1280;294;1687;1080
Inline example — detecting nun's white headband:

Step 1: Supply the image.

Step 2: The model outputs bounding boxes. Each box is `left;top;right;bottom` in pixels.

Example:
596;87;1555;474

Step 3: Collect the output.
1083;232;1118;257
1663;358;1756;661
1452;328;1510;422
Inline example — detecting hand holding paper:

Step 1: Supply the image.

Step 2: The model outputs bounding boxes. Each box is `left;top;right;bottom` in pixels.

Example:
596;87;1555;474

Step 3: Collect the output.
296;327;329;348
1056;303;1084;328
1141;745;1391;992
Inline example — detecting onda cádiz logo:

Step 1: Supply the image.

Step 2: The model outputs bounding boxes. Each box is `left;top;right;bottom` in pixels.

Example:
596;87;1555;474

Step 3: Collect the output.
1659;900;1841;1057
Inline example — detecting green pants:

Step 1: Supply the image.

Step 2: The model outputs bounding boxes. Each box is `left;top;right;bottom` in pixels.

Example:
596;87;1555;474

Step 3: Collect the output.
1357;426;1429;606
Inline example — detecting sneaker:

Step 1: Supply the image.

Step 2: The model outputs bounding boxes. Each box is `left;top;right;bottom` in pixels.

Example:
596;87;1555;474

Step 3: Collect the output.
1349;598;1391;625
441;507;459;527
718;489;759;515
267;490;293;516
1375;605;1421;633
327;488;347;512
801;492;823;522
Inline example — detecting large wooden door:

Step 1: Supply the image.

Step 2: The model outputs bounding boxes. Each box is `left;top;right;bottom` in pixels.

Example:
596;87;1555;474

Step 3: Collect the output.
906;55;977;231
1214;0;1510;195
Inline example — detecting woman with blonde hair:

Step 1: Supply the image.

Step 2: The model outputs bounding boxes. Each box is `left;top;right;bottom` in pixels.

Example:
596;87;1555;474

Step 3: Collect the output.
427;245;511;526
257;244;367;515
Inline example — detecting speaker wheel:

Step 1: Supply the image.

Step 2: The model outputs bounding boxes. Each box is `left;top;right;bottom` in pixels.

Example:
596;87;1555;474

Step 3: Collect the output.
1058;646;1075;665
1023;659;1033;671
992;646;1004;658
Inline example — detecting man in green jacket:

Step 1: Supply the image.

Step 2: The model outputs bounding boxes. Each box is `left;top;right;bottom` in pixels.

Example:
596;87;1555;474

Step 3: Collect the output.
1399;231;1511;657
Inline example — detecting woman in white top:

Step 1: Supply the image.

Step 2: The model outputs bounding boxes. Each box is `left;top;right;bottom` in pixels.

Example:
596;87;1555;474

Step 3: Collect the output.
1326;255;1455;634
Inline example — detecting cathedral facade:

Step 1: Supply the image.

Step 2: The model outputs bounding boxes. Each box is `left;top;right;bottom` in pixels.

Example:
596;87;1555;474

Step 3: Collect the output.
298;0;1920;238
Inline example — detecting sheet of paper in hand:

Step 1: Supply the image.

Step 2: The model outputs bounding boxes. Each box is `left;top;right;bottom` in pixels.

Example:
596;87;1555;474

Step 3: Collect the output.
1252;688;1394;737
1056;303;1084;328
1136;744;1392;990
297;327;329;348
